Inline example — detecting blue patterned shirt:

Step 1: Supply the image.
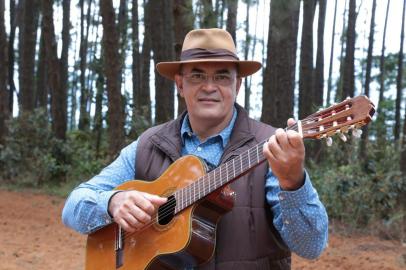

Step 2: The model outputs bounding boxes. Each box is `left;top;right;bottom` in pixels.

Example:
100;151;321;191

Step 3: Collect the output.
62;108;328;259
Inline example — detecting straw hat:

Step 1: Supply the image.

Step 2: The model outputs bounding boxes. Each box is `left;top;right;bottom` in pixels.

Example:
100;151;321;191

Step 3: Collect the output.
156;28;262;80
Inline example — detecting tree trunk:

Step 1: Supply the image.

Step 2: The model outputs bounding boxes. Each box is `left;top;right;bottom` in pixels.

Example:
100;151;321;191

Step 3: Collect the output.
298;0;316;120
376;0;391;143
78;0;91;130
94;56;105;159
359;0;377;163
244;0;251;113
0;0;9;145
394;0;405;141
42;0;67;140
214;0;224;28
8;0;16;114
130;0;140;135
35;21;48;110
100;0;126;156
342;0;356;99
400;90;406;243
139;0;152;125
60;0;70;127
200;0;217;28
326;0;337;106
314;0;326;108
118;0;128;88
150;0;175;124
173;0;194;116
261;0;300;128
335;0;348;102
19;0;39;113
226;0;237;44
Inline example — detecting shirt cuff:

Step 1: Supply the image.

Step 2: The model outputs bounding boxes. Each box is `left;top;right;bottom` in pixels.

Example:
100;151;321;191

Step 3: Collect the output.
277;171;316;209
98;190;122;222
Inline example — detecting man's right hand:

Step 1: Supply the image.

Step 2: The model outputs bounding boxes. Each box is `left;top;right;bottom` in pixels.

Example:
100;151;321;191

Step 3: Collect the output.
108;191;167;233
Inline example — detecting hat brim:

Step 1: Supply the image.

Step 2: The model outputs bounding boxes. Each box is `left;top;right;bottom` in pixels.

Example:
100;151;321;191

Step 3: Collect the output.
156;59;262;81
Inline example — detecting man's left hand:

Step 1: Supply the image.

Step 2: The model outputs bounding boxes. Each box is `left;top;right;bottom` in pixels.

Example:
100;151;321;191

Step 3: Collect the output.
262;118;305;191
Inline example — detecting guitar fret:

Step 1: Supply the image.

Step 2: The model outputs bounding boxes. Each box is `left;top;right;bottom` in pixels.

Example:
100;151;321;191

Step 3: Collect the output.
240;156;243;174
226;162;229;182
232;159;235;178
220;165;222;186
256;145;259;163
248;149;251;168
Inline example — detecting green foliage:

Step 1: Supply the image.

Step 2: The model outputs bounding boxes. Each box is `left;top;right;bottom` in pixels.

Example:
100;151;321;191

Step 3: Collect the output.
309;138;405;237
0;109;107;192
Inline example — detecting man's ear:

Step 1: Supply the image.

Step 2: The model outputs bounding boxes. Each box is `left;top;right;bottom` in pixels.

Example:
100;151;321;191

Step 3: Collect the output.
174;74;184;97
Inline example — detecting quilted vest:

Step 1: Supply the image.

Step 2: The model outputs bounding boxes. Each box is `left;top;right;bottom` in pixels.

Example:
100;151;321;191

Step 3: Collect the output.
135;104;291;270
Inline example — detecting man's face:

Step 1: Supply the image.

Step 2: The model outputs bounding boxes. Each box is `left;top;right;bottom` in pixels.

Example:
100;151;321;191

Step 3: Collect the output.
175;62;242;127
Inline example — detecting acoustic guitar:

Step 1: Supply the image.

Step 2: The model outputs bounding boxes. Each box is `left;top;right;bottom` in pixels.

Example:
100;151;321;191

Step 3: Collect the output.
85;95;375;270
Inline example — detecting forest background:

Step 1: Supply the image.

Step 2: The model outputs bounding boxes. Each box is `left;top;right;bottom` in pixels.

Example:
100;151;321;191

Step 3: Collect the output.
0;0;405;244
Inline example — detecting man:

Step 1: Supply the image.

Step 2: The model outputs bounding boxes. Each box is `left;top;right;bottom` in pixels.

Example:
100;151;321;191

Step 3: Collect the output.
62;28;328;269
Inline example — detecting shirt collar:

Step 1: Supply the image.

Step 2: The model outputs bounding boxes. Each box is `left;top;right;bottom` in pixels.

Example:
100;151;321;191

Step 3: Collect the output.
181;106;238;147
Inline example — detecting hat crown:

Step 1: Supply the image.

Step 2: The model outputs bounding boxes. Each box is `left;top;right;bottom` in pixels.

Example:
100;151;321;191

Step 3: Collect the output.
182;28;237;54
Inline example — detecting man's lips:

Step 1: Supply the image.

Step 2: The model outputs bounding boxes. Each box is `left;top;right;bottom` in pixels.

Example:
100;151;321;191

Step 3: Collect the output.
198;98;220;102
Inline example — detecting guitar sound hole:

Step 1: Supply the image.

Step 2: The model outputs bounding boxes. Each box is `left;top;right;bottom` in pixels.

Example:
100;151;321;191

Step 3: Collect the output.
158;195;176;225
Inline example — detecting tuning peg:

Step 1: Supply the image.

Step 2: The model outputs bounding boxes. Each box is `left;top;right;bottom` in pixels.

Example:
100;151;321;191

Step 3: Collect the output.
352;128;363;138
326;137;333;146
338;132;347;142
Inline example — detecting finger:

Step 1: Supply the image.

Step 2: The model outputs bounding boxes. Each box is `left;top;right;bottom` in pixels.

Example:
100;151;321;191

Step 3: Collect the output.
117;218;136;233
128;204;152;224
130;193;156;215
262;140;277;163
142;192;168;206
123;212;144;230
275;128;290;149
287;130;305;151
287;118;296;127
267;134;284;157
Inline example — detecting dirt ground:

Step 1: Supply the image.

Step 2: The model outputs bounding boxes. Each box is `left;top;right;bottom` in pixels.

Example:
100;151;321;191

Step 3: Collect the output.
0;189;405;270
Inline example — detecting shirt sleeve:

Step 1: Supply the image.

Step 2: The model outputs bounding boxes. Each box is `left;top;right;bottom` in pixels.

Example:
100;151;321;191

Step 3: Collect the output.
265;169;329;259
61;140;138;234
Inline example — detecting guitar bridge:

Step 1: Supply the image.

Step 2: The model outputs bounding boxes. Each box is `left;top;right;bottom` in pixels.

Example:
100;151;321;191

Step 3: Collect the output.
115;225;124;268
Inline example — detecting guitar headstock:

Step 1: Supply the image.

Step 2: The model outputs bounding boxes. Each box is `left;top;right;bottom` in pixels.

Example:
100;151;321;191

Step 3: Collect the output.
300;95;375;140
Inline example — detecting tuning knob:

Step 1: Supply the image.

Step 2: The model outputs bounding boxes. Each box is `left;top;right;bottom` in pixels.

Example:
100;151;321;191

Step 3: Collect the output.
338;132;347;142
326;137;333;146
352;128;362;138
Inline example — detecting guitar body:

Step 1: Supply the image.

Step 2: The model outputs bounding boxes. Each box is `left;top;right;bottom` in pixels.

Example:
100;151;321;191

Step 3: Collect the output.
85;155;235;270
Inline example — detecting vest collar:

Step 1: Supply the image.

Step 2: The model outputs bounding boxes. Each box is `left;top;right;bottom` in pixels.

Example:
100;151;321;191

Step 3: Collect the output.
150;104;255;164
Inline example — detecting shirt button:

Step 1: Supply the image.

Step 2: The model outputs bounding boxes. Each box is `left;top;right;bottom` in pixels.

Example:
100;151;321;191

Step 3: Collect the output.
188;132;192;137
278;194;284;200
197;147;202;151
284;219;290;225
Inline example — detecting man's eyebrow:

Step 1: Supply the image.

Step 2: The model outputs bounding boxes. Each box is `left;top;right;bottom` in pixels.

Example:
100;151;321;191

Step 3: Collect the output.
190;68;204;73
215;69;232;74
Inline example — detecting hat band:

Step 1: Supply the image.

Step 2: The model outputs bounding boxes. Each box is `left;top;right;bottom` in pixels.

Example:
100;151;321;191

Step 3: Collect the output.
180;48;239;61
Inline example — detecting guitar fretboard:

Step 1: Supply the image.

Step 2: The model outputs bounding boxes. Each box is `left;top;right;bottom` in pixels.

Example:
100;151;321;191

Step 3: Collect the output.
173;140;267;214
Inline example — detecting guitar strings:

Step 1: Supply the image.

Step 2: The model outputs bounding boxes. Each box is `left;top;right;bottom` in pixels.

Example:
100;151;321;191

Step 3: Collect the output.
121;116;333;240
120;116;329;239
120;119;324;240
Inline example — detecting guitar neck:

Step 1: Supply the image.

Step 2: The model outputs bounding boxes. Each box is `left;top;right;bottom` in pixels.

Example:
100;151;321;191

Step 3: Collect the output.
173;95;376;214
174;139;269;214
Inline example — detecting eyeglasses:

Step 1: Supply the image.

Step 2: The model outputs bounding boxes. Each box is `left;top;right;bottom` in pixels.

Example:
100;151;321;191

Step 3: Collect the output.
182;72;235;86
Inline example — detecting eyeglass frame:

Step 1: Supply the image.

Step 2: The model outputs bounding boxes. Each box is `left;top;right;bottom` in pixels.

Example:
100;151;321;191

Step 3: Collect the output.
180;71;238;86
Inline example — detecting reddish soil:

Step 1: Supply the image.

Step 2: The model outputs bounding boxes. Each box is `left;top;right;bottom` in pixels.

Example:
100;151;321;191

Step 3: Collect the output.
0;189;405;270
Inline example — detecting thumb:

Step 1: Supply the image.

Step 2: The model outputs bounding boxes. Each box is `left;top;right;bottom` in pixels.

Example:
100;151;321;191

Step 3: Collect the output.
142;192;168;205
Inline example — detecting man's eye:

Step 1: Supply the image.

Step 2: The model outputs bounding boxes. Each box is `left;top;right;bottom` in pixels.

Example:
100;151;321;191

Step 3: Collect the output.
190;73;205;80
215;74;230;81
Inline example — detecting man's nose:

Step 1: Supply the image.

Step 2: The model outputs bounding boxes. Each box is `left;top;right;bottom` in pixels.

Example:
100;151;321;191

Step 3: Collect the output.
201;76;218;91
